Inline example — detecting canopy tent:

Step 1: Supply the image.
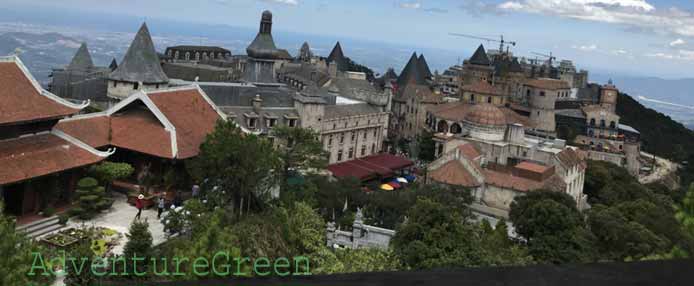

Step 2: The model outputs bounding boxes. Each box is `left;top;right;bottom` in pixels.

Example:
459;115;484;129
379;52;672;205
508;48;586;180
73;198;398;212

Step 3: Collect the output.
396;177;408;183
380;184;394;191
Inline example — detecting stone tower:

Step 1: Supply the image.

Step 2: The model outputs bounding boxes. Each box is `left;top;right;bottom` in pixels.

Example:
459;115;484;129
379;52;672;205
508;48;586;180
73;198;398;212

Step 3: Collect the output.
600;79;619;113
624;141;640;177
461;44;494;86
525;79;567;134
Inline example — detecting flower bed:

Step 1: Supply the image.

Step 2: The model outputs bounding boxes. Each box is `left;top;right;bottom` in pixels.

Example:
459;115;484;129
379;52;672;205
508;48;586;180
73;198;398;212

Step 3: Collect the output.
41;233;79;248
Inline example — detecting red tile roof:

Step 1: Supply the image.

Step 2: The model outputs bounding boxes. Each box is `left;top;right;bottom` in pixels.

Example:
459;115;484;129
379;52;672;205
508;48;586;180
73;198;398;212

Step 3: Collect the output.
147;89;222;159
56;86;223;159
55;115;110;148
515;161;551;174
524;78;570;90
0;133;106;185
429;160;480;187
428;102;534;128
111;108;173;158
327;154;414;181
0;58;83;125
460;81;504;96
458;143;481;160
483;169;545;192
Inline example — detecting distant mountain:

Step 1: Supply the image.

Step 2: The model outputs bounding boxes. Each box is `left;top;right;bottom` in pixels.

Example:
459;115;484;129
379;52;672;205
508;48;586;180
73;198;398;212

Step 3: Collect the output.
0;32;85;84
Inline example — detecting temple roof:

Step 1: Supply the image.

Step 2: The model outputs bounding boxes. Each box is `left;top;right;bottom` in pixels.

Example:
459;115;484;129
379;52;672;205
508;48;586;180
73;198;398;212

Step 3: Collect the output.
109;23;169;84
469;44;491;66
66;43;94;71
0;56;86;126
56;86;224;159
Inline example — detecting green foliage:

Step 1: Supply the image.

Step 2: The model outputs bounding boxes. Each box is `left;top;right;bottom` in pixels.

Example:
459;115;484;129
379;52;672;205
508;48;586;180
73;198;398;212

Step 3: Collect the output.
187;120;279;214
583;161;683;260
335;248;402;273
41;207;56;217
124;219;153;260
90;161;134;185
416;130;436;163
71;177;111;219
272;126;328;192
63;240;95;286
674;184;694;256
0;203;54;286
509;190;597;264
393;198;482;269
57;214;69;225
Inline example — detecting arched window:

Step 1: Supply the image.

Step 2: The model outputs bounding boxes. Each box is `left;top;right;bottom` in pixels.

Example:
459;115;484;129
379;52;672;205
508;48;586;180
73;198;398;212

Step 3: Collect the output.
590;118;596;126
600;119;606;127
609;121;616;129
185;52;190;60
450;123;462;134
195;52;200;61
174;51;180;59
437;120;449;133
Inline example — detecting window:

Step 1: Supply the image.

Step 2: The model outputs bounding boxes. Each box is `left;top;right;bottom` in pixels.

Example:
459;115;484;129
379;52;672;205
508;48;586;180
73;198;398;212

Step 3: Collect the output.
361;145;366;156
371;143;376;153
248;118;257;128
590;118;596;126
328;135;333;146
340;133;345;143
333;123;336;129
344;122;348;128
351;132;355;142
373;129;377;137
540;91;546;97
600;119;606;127
289;119;297;127
337;150;343;161
267;118;277;128
363;131;367;139
470;94;475;102
348;147;354;159
112;81;117;88
133;82;139;90
487;96;492;103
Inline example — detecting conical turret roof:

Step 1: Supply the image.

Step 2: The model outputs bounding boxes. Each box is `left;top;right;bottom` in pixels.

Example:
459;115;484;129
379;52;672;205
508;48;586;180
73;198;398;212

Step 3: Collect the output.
67;43;94;71
397;52;426;87
109;58;118;71
327;41;347;71
418;54;432;78
109;23;168;83
469;44;491;66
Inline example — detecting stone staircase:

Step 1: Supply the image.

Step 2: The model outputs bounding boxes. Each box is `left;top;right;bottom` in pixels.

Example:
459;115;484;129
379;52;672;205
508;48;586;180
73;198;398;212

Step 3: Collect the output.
16;216;66;239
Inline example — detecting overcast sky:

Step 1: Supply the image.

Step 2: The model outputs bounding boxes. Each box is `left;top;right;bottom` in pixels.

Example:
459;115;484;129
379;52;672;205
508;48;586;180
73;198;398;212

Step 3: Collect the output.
5;0;694;78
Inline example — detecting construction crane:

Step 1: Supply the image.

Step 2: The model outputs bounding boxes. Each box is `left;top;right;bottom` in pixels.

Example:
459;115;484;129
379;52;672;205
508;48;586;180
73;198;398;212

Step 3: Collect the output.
449;33;517;54
532;52;556;66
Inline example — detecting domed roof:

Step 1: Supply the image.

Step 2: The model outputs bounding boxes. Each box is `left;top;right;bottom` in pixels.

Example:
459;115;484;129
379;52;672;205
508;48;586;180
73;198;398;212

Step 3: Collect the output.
262;10;273;20
464;103;506;126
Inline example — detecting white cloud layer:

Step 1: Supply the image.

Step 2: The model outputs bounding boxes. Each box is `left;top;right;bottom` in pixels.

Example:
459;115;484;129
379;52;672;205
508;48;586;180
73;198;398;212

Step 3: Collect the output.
498;0;694;37
670;38;686;47
260;0;299;6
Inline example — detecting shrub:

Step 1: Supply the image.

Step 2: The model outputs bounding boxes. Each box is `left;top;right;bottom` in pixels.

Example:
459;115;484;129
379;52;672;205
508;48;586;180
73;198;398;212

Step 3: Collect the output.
57;214;69;225
71;177;111;219
42;207;56;217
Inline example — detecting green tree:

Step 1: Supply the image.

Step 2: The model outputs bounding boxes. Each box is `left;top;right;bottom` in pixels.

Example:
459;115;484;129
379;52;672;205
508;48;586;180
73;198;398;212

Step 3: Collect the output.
416;130;436;163
335;248;402;273
90;161;134;193
63;240;95;286
509;190;596;263
0;203;54;286
272;126;328;193
70;177;112;219
392;198;480;269
476;219;534;266
675;184;694;256
187;120;279;215
123;219;153;265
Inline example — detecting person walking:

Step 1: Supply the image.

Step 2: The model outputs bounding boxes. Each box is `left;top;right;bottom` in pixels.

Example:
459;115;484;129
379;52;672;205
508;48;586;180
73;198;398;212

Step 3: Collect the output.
192;184;200;198
157;193;166;219
135;194;144;220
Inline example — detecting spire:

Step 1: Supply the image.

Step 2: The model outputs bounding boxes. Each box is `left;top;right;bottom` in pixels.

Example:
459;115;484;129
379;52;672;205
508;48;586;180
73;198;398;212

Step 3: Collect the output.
469;44;491;66
109;58;118;71
260;10;273;34
417;54;432;78
397;52;426;87
327;41;347;71
246;11;290;60
299;42;312;62
67;43;94;71
109;22;168;83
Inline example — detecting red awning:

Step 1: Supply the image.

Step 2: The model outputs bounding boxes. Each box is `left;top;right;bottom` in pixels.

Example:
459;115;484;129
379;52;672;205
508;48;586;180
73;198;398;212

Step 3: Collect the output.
327;154;414;182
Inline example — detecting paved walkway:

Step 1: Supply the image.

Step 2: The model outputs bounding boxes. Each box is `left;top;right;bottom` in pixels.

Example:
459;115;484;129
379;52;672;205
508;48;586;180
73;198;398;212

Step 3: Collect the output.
66;192;168;255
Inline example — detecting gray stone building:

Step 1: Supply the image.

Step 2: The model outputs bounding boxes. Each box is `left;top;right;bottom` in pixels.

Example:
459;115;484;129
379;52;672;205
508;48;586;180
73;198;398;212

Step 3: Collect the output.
244;10;292;83
49;43;114;108
326;208;395;249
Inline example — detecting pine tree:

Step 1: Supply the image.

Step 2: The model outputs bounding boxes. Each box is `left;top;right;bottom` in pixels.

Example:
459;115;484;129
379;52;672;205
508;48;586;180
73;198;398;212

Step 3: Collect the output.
70;177;111;219
123;219;153;274
1;203;54;286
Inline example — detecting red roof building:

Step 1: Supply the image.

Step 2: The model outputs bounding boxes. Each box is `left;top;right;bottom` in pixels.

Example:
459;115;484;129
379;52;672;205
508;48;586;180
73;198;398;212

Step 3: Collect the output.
327;154;414;181
0;56;111;216
56;86;226;159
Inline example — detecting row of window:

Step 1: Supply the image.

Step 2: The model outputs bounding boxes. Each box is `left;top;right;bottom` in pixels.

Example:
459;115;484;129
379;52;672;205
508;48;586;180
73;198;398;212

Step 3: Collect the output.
588;118;617;129
331;117;382;130
168;50;231;61
247;117;297;129
111;81;160;90
335;143;377;162
326;128;379;146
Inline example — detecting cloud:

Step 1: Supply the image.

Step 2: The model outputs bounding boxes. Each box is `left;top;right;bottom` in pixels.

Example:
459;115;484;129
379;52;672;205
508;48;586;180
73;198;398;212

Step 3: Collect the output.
461;0;504;16
398;1;447;13
497;0;694;38
645;49;694;61
572;44;599;51
670;38;686;47
259;0;299;6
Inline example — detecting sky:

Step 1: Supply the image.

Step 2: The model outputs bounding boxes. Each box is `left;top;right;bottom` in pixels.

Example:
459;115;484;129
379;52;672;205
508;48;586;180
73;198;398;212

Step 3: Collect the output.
4;0;694;78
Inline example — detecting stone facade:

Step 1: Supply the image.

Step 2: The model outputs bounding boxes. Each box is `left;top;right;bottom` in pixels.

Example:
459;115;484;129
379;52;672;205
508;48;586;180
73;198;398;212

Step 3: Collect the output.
326;208;395;249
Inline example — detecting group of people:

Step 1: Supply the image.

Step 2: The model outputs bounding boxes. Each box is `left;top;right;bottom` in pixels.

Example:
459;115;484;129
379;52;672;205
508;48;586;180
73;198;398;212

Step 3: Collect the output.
133;184;200;220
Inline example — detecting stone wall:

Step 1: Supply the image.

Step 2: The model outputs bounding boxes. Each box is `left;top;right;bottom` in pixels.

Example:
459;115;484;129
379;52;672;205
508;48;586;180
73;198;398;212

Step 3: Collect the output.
326;208;395;249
